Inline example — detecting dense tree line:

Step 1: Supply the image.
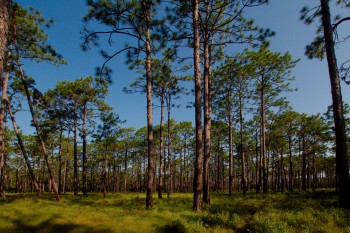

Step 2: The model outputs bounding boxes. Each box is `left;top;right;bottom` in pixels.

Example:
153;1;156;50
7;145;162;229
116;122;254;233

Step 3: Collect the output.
0;0;349;211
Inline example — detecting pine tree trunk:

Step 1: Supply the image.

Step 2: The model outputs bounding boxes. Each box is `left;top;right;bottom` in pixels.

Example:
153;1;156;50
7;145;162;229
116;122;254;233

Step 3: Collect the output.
240;97;247;196
0;45;11;195
260;78;267;194
73;103;78;195
82;104;88;196
158;91;164;198
192;0;203;212
203;29;211;205
143;0;155;209
320;0;350;208
17;58;59;201
302;134;306;191
124;148;127;193
228;113;233;197
58;129;63;195
288;135;294;191
166;94;172;199
0;0;10;75
7;100;41;196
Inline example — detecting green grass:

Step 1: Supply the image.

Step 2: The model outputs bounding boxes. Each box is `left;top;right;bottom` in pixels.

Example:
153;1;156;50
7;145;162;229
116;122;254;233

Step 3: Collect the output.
0;190;349;232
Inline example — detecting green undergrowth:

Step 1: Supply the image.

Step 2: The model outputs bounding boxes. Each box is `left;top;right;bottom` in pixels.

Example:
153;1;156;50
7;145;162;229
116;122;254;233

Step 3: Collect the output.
0;190;349;232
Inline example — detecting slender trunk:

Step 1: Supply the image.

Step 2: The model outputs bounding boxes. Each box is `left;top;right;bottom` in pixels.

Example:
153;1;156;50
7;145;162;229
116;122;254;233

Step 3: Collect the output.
17;58;59;201
82;104;88;196
312;152;316;190
260;77;267;194
255;128;260;193
203;27;211;205
0;46;11;195
288;135;294;191
158;91;164;198
280;148;284;193
7;101;41;196
228;112;233;197
124;148;127;193
320;0;350;208
63;132;70;194
240;97;246;196
166;94;172;198
103;155;107;197
73;103;78;195
302;134;306;191
143;0;155;209
272;152;275;191
58;129;63;195
192;0;203;212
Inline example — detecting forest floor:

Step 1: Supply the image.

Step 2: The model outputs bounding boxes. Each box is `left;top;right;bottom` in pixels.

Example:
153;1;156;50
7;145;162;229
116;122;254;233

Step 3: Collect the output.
0;190;349;233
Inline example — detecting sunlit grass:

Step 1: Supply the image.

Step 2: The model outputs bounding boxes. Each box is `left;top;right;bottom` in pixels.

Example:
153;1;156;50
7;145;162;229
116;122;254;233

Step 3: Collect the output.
0;190;349;232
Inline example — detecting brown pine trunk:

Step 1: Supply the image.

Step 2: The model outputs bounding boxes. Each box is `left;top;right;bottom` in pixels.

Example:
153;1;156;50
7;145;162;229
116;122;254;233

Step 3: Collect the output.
63;132;70;194
58;129;63;195
124;148;127;193
143;0;155;209
158;91;164;198
203;29;211;204
0;0;10;75
166;94;172;199
288;135;294;191
192;0;203;212
228;112;233;197
312;152;316;190
280;148;284;193
255;128;260;193
73;103;78;195
82;104;88;196
320;0;350;208
7;100;41;196
302;134;306;191
0;45;11;195
103;156;107;197
260;77;267;194
239;97;247;196
17;58;59;201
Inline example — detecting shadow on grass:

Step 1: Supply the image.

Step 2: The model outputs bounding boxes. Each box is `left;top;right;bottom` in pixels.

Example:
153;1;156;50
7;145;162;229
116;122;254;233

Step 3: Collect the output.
0;210;114;233
154;220;187;233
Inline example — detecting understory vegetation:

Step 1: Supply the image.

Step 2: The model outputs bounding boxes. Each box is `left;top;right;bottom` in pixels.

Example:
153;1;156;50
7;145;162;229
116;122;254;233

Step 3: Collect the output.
0;190;349;233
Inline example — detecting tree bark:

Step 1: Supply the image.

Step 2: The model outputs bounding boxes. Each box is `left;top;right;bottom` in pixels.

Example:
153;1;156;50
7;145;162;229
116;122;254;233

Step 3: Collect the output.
203;29;211;205
288;135;294;191
193;0;203;212
320;0;350;208
143;0;155;209
0;44;11;195
228;112;233;197
158;91;164;198
260;77;267;194
82;104;88;196
73;103;78;195
166;94;172;199
0;0;11;75
7;100;41;197
239;97;247;196
58;129;63;195
302;134;306;191
17;58;59;201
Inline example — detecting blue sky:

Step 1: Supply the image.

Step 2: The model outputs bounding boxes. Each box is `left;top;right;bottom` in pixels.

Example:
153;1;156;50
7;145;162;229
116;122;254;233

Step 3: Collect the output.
13;0;350;134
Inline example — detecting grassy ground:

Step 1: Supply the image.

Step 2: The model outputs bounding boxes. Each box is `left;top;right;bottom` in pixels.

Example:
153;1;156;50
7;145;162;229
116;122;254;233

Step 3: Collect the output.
0;190;349;233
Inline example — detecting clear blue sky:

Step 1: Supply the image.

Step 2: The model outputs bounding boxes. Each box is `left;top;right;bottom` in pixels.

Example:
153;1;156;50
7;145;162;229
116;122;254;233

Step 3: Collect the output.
14;0;350;134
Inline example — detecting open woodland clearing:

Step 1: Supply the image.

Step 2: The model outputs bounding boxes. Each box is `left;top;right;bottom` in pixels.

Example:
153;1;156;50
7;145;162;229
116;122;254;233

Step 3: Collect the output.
1;0;350;231
0;190;349;233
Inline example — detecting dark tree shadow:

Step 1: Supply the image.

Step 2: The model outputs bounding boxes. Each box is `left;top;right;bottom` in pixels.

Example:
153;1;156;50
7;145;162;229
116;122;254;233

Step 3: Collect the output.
0;210;114;233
